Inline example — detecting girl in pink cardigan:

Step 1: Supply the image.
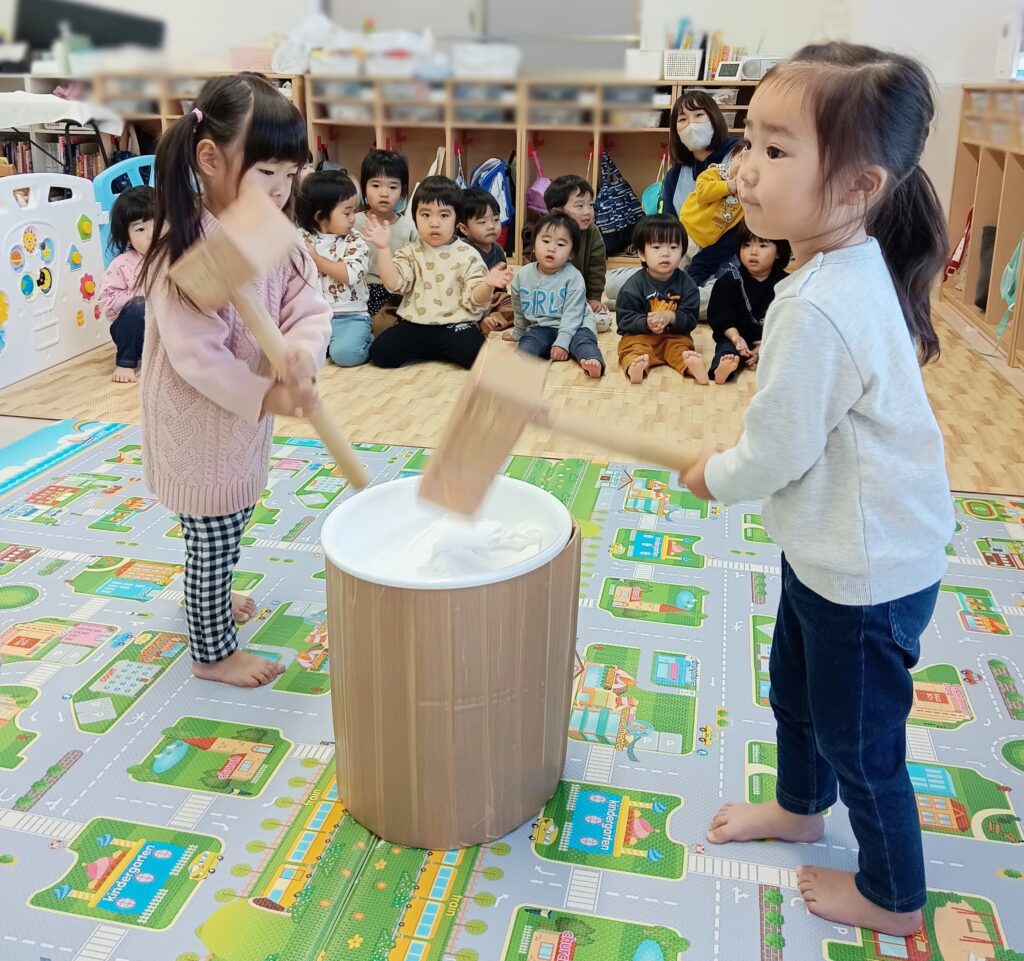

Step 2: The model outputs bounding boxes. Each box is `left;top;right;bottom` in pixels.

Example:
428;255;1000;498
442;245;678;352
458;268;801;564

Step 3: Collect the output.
140;74;331;688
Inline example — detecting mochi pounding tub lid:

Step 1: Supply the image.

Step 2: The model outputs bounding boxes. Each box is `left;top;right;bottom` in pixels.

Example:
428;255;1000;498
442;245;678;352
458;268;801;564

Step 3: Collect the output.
320;475;572;590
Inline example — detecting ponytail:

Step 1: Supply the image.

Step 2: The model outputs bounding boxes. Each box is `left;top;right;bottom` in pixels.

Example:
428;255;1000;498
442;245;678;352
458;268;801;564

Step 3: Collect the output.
768;47;945;365
868;165;945;364
139;113;204;296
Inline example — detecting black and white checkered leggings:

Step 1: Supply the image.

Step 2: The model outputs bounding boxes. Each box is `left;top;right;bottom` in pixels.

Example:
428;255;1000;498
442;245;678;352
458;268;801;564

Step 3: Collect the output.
178;507;254;663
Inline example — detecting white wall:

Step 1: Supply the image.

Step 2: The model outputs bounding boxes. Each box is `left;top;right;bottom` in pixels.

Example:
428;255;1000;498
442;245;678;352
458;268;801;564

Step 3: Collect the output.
641;0;1022;207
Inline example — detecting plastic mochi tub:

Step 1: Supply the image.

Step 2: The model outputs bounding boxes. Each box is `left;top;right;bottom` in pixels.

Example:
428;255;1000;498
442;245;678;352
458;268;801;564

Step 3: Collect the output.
321;475;581;849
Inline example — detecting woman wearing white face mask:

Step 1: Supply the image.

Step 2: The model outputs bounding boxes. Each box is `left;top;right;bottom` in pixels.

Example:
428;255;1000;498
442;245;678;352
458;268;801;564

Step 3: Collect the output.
605;90;739;310
602;88;741;309
663;91;738;217
664;91;741;291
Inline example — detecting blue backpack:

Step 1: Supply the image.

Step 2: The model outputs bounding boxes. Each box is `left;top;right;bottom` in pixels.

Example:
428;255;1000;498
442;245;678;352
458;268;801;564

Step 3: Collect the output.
470;156;515;227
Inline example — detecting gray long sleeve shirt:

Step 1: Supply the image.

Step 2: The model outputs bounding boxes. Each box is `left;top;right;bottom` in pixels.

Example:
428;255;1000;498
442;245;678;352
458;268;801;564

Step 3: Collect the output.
511;262;592;351
705;239;953;605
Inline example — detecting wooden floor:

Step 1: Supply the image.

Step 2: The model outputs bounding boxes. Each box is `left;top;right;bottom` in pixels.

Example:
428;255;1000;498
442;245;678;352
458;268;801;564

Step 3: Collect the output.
1;317;1022;493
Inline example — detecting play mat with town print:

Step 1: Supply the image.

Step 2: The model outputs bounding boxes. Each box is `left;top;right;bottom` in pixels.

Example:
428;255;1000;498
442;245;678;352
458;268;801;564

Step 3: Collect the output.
0;419;1022;961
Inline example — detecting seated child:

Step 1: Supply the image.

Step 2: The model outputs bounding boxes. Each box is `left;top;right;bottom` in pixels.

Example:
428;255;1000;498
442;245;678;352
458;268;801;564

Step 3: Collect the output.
459;187;514;333
503;212;604;379
681;142;745;288
542;174;612;332
98;185;155;384
296;170;372;367
354;149;418;328
615;214;707;385
363;176;512;370
708;225;791;384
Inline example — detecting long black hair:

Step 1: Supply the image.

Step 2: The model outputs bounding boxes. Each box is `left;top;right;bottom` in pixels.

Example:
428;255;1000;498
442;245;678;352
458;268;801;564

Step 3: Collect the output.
766;43;945;363
140;72;308;294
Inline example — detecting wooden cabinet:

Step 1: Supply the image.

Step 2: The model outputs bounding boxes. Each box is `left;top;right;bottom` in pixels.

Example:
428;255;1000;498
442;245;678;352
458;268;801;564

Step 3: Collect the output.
943;84;1024;368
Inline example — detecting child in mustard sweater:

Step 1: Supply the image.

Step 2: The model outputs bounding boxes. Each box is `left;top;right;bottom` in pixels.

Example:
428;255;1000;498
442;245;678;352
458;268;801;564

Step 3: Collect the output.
362;177;512;369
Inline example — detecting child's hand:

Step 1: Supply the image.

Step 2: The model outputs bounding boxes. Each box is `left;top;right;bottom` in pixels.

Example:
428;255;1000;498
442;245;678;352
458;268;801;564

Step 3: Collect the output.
263;382;315;418
550;346;569;362
481;313;509;333
282;347;319;416
681;445;723;502
727;178;738;195
501;330;516;342
647;311;672;334
485;263;513;289
360;215;391;250
747;344;760;366
588;299;607;314
732;335;749;356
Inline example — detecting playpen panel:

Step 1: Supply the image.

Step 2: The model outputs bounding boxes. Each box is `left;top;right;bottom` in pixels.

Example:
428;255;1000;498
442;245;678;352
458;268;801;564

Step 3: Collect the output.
0;173;109;390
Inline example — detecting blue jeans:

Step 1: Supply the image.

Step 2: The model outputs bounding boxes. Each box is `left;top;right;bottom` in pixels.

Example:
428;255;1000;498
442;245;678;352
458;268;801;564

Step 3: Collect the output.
517;325;605;373
329;312;372;367
110;296;145;369
770;556;938;913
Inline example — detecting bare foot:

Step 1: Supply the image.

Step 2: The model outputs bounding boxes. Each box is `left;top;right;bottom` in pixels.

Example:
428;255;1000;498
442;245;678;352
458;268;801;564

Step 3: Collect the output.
232;592;257;623
191;649;284;688
797;866;923;937
714;354;740;385
707;800;825;844
683;350;709;385
112;366;138;383
580;358;603;379
626;354;649;384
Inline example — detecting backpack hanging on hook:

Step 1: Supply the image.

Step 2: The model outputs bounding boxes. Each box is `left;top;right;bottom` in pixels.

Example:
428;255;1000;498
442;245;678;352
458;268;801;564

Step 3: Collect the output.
594;147;644;255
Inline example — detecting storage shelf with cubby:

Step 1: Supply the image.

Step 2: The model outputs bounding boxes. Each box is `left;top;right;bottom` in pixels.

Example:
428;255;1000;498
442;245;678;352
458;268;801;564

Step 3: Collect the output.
943;83;1024;368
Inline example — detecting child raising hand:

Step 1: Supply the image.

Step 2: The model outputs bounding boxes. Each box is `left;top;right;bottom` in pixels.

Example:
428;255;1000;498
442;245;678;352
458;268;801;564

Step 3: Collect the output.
362;177;511;369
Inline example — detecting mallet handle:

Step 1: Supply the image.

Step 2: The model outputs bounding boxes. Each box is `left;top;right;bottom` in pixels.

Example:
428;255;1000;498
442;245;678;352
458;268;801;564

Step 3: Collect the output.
548;409;696;477
233;287;370;489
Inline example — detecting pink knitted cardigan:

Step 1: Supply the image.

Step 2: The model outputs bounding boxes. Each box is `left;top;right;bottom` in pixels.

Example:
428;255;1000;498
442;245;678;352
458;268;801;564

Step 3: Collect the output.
140;210;331;517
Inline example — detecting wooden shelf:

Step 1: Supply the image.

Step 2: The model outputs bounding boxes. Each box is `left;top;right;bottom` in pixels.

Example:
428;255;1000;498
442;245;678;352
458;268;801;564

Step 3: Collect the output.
946;84;1024;368
601;126;670;134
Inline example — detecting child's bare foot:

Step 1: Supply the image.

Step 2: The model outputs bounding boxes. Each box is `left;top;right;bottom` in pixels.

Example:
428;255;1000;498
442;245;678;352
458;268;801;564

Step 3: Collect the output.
580;358;603;378
112;366;138;383
683;350;709;385
714;354;740;384
797;866;923;937
626;354;649;384
232;592;257;623
192;649;284;687
707;800;825;844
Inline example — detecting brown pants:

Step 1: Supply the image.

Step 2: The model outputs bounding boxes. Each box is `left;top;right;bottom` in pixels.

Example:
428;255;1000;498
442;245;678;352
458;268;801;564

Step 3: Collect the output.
618;333;698;378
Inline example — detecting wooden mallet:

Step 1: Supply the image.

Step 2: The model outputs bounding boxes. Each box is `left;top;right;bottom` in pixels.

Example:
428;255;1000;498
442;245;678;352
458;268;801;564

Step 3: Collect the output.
169;189;369;489
420;341;696;515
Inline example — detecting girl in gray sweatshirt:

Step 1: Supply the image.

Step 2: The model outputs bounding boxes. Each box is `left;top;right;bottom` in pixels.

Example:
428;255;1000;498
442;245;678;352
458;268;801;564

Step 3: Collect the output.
684;46;955;939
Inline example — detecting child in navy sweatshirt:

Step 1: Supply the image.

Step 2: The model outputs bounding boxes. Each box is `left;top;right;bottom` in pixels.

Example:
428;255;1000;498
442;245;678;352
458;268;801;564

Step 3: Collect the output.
615;215;706;385
708;225;791;384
